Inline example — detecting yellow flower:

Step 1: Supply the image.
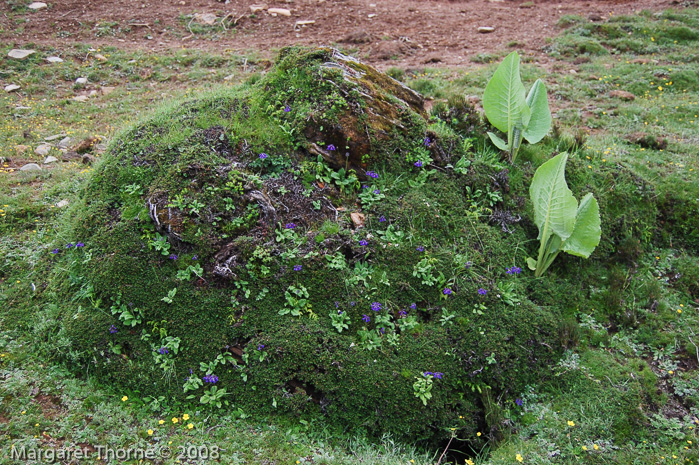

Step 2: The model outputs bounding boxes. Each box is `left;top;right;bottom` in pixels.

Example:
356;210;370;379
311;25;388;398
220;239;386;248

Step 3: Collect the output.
466;460;474;465
567;420;576;427
582;446;588;451
121;396;128;402
516;453;524;462
21;411;26;415
147;429;153;436
158;420;165;425
593;444;599;450
183;414;190;421
187;423;194;429
669;370;674;375
476;432;481;437
172;417;179;424
677;309;682;314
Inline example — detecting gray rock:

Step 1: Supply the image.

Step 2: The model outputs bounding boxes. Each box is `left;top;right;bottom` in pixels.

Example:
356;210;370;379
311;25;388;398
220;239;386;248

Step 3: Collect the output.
35;144;51;156
4;84;20;93
45;133;65;141
8;49;36;60
75;77;88;85
44;156;59;164
193;13;217;25
56;199;70;208
20;163;42;171
478;26;495;33
28;2;48;10
46;56;63;63
58;137;72;148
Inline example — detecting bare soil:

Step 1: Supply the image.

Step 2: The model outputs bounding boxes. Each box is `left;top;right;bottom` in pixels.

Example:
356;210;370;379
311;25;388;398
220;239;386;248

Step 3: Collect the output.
1;0;684;68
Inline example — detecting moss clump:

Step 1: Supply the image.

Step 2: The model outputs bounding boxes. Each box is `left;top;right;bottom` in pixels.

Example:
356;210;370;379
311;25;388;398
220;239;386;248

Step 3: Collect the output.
52;47;568;445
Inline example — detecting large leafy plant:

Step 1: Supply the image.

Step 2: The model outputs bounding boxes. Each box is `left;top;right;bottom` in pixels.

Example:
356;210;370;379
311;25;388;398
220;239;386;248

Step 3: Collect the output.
527;153;601;277
483;51;551;163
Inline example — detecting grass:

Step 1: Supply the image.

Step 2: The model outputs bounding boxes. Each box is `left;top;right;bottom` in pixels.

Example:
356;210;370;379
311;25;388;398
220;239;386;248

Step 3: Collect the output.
0;7;698;464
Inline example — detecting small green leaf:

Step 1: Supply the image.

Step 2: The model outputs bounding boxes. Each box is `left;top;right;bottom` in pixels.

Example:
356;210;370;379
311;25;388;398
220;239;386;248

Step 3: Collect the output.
562;193;601;258
526;257;537;270
483;51;531;136
487;132;509;151
529;153;577;242
523;79;552;144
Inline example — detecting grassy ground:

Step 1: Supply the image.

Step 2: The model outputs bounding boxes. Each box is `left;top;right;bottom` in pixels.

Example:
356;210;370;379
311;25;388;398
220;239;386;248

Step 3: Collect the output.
1;7;698;465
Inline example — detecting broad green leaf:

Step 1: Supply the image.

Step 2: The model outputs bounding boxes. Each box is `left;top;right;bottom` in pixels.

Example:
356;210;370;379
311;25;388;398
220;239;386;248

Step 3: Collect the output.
483;52;531;136
487;132;509;151
529;153;577;242
562;193;601;258
523;79;552;144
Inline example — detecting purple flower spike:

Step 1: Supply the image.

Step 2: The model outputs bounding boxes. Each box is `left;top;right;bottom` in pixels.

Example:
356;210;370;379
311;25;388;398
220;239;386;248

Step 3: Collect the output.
359;239;368;246
371;302;382;312
478;288;487;295
203;374;219;384
66;243;74;248
327;144;336;151
109;325;117;334
410;303;416;310
76;242;85;248
416;246;424;252
362;314;370;323
366;171;379;179
169;254;178;260
424;137;431;147
285;223;296;229
414;160;423;168
158;347;169;355
284;105;291;112
259;153;268;159
515;398;523;407
443;288;452;295
373;189;380;195
51;248;60;254
257;344;265;351
379;215;386;222
293;265;302;271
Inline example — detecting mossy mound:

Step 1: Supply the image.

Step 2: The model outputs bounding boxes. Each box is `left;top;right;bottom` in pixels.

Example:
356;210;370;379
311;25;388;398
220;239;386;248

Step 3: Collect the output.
55;47;571;444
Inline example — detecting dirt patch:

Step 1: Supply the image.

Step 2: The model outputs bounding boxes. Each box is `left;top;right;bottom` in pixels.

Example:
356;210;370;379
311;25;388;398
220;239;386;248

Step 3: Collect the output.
0;0;681;69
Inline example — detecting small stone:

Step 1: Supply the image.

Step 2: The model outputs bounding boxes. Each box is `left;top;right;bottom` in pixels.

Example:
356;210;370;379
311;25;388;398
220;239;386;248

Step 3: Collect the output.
295;20;315;28
95;54;108;61
35;144;51;156
89;90;98;97
44;156;59;164
4;84;20;93
45;134;65;141
609;90;635;101
75;77;88;85
58;137;72;148
367;13;376;18
250;4;266;13
478;26;495;33
27;2;47;9
223;74;235;81
20;163;42;172
81;154;96;165
8;49;36;60
56;199;70;208
569;69;577;74
100;86;116;95
46;56;63;63
587;13;603;22
268;7;291;16
350;212;365;228
341;30;372;44
193;13;217;25
61;151;80;162
72;95;89;102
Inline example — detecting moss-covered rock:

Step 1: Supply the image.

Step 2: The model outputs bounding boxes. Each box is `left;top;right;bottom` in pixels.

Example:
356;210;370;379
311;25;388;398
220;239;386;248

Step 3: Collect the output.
53;47;565;444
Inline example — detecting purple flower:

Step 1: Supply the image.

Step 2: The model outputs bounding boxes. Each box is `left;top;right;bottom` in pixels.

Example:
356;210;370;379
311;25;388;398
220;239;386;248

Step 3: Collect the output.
257;344;265;351
379;215;386;222
350;301;356;306
410;303;416;310
362;314;370;323
51;248;59;254
327;144;336;151
109;325;117;334
75;242;85;248
434;372;443;379
203;374;219;384
359;239;368;246
416;246;424;252
371;302;382;312
478;288;487;295
66;243;74;248
169;254;178;260
285;223;296;229
335;301;339;308
399;309;407;318
284;105;291;112
506;266;522;275
379;327;385;335
414;160;423;168
362;185;369;189
293;265;302;271
366;171;379;179
515;398;523;407
423;371;433;377
259;153;268;159
443;288;452;295
373;189;380;195
158;347;169;355
192;255;198;260
424;137;431;147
